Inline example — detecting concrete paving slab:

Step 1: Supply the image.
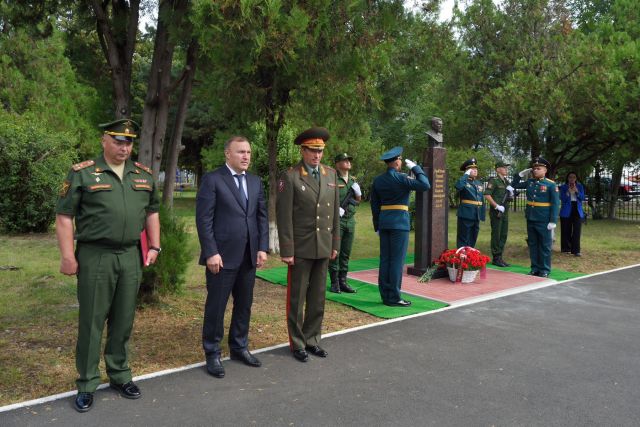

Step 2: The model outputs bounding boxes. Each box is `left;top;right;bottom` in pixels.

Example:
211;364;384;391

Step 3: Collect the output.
2;265;640;426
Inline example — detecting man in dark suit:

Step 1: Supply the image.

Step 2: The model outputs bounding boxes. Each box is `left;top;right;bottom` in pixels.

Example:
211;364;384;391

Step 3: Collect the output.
196;136;269;378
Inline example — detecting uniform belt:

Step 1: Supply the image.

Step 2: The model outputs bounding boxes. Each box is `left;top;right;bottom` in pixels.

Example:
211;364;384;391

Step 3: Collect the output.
527;201;551;207
381;205;409;211
460;199;483;206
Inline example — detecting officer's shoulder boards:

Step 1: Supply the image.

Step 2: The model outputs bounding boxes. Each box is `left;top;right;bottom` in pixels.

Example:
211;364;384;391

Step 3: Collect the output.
544;178;555;184
351;176;357;181
323;165;335;172
134;162;153;174
72;160;95;171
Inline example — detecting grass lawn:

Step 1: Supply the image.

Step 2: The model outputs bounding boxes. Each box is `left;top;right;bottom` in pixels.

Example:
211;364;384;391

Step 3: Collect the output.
1;199;639;406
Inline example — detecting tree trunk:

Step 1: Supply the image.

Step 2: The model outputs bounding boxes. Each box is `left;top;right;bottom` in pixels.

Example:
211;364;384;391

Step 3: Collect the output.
89;0;139;118
137;0;188;178
265;85;290;254
163;39;199;208
608;163;624;219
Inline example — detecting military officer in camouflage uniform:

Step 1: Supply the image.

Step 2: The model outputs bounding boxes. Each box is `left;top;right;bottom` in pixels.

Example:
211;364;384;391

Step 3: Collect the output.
371;147;431;307
512;157;560;277
484;160;515;267
328;152;360;294
56;119;160;412
455;158;485;248
276;127;340;363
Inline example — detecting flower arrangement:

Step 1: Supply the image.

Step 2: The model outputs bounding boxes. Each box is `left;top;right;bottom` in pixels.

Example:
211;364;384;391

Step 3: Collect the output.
436;247;490;271
418;247;490;283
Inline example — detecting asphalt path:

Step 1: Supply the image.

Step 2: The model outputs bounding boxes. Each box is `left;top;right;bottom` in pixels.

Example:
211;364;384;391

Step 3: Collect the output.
2;266;640;426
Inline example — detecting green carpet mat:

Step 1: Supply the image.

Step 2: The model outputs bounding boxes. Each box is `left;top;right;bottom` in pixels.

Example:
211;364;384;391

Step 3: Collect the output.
256;253;585;318
256;254;447;319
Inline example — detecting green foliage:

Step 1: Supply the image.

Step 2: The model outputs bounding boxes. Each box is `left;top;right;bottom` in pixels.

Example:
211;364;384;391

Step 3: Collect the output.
0;26;101;158
0;112;76;233
139;205;190;304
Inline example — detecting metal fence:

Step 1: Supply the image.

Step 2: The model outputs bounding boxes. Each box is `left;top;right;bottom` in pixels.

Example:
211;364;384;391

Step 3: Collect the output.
504;169;640;221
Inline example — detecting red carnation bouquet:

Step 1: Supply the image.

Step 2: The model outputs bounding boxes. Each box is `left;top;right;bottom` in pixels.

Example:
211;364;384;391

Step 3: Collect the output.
437;248;490;271
418;247;490;283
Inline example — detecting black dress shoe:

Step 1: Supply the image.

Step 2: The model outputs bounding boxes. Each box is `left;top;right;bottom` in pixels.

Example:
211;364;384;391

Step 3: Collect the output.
538;273;549;278
492;258;507;267
574;253;582;257
74;392;93;412
528;271;539;276
339;283;357;293
230;349;262;367
383;299;412;307
205;355;225;378
499;258;511;267
110;381;141;399
329;284;341;293
292;349;309;362
305;345;328;357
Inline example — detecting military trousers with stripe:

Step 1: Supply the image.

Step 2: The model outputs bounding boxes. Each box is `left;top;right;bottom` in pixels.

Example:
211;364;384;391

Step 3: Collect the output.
287;258;329;351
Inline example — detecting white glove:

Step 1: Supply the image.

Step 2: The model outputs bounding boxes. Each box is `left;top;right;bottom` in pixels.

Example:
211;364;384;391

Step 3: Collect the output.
464;169;471;176
506;185;514;195
496;205;505;213
351;182;362;197
405;158;417;169
339;207;345;217
547;222;556;230
519;168;532;178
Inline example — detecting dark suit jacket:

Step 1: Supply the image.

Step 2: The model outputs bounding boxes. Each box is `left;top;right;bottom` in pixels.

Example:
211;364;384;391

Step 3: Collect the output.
196;165;268;269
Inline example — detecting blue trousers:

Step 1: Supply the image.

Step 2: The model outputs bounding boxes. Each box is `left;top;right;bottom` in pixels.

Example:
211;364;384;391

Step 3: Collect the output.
378;229;409;304
527;221;552;275
457;217;480;248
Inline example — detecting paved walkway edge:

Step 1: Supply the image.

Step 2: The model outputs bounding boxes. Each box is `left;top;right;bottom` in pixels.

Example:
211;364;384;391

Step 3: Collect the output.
2;262;639;414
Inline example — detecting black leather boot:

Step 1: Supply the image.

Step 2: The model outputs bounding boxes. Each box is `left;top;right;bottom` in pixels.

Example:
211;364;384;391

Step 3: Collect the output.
338;273;356;293
329;270;341;293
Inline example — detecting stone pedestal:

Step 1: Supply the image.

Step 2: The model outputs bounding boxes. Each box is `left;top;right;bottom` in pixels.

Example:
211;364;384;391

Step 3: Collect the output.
407;146;448;276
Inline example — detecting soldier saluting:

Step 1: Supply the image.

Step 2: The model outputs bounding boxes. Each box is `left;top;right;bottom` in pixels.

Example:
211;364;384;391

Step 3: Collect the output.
455;158;485;248
512;157;560;277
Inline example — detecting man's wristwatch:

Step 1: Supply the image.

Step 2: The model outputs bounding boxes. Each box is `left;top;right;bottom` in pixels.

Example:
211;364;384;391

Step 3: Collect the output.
149;246;162;253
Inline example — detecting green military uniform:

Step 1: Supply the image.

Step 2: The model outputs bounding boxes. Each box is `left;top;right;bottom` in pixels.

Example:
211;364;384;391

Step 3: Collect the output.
484;160;513;265
328;153;359;293
276;128;340;354
512;157;560;277
56;121;159;393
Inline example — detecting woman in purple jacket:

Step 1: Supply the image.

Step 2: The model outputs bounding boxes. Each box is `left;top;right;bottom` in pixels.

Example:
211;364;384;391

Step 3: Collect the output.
559;172;585;256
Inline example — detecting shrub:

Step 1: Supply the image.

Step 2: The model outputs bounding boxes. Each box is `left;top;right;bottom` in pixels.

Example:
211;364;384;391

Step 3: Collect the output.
0;114;76;233
139;205;190;304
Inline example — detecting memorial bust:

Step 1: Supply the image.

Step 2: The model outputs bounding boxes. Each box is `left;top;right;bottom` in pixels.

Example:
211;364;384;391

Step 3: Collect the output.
426;117;443;147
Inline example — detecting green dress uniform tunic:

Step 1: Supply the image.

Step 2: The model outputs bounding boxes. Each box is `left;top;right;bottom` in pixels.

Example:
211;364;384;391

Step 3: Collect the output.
276;161;340;351
484;175;511;259
328;173;359;279
56;156;159;392
512;174;560;276
455;174;486;248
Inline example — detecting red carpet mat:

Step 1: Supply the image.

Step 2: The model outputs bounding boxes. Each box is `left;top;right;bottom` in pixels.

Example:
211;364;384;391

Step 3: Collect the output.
348;267;551;305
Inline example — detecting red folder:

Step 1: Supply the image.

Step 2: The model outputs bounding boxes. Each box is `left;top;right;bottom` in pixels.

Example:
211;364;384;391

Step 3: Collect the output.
140;229;149;266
